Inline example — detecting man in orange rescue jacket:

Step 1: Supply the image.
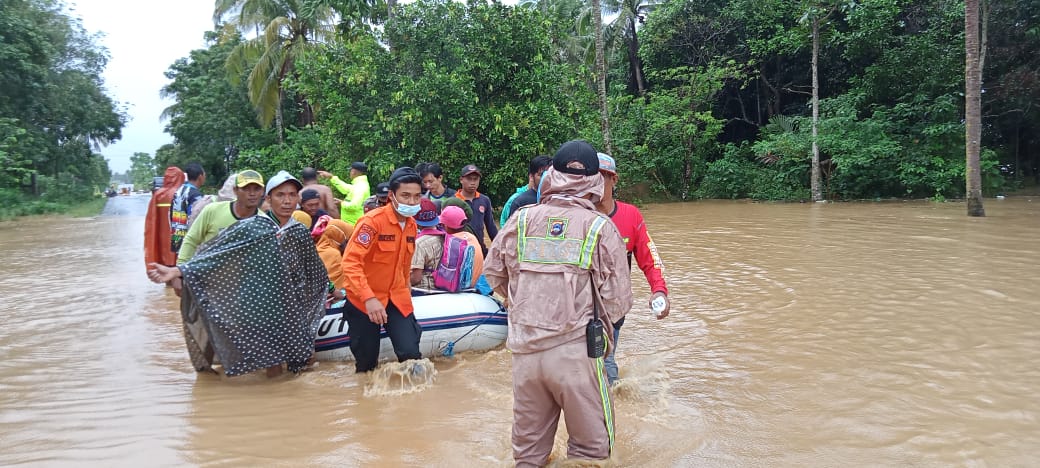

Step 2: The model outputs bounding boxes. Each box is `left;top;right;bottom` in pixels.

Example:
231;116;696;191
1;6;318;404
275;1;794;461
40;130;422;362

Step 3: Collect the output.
340;167;425;373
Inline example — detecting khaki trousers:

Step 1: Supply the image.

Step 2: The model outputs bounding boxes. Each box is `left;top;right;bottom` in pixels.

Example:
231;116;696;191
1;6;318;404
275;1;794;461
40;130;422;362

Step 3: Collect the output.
511;339;614;467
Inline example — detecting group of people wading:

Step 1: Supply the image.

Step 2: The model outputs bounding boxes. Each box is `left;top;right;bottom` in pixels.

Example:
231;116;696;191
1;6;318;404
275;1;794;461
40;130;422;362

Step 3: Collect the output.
143;140;672;466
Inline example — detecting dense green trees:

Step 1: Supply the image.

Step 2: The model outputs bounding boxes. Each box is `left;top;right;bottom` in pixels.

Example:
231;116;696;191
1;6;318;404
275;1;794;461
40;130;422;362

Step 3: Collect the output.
0;0;123;217
154;0;1038;205
159;28;273;184
129;152;157;190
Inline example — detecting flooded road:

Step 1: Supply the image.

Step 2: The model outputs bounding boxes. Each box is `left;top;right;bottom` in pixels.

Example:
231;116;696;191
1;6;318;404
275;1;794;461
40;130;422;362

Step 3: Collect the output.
1;194;1039;466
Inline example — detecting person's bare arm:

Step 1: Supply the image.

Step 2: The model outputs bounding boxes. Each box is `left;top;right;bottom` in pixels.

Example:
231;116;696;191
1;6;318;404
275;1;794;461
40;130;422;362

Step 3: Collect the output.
147;263;182;283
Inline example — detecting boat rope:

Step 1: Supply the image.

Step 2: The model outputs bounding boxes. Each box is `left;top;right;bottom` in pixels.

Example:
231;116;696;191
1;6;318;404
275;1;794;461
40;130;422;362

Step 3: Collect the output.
442;302;507;358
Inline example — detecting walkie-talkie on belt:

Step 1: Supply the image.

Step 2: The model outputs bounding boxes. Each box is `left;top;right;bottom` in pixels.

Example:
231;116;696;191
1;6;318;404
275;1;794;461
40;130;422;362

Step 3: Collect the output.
585;273;605;358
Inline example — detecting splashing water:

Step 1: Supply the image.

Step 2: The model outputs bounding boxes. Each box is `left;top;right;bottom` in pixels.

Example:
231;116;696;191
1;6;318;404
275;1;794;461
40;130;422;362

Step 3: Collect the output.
363;358;438;397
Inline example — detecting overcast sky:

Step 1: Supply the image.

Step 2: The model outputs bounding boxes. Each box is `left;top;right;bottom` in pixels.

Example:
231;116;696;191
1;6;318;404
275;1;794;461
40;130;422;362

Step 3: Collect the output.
74;0;214;173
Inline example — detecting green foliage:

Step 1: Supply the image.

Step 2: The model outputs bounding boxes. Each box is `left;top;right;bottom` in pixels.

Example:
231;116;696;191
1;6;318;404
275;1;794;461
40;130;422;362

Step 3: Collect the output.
290;0;597;203
0;0;124;214
611;65;732;199
697;144;809;199
216;0;336;130
143;0;1040;204
128;152;156;190
159;29;276;184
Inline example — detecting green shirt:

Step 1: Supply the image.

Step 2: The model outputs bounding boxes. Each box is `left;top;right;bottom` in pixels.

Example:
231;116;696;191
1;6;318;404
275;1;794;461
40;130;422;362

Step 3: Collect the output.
177;201;257;264
330;174;370;225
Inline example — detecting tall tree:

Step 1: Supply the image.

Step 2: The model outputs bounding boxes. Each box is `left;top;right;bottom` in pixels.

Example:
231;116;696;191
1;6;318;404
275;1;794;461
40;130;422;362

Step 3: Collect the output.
160;28;268;182
802;1;844;202
965;0;985;216
592;0;613;154
215;0;335;139
0;0;124;198
602;0;658;95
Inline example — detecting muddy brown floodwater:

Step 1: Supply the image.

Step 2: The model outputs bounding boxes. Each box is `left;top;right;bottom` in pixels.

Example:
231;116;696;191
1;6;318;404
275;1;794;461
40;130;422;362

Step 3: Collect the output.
1;193;1038;466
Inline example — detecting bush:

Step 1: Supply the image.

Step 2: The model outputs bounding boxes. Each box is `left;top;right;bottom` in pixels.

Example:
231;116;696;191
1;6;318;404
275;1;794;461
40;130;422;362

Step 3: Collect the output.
696;145;808;200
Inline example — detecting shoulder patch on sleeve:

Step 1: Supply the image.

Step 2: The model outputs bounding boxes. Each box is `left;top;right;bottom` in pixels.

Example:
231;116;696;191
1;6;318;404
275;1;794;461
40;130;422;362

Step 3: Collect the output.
356;224;377;247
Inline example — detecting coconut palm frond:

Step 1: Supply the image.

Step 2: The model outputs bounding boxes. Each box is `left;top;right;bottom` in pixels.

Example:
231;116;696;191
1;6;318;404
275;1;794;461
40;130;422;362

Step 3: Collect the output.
225;39;264;86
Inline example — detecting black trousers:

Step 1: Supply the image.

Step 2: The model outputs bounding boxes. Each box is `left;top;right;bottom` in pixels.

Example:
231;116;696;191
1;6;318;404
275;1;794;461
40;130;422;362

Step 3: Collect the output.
343;300;422;373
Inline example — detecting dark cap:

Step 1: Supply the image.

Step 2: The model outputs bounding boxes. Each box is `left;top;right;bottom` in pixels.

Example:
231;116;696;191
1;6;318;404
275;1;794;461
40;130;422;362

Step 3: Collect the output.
375;182;390;198
300;188;320;202
552;140;599;176
350;161;368;172
389;167;420;185
460;164;482;177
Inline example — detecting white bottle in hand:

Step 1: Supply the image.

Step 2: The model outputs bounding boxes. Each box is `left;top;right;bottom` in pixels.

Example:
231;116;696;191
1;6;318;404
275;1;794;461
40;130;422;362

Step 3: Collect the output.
650;296;666;319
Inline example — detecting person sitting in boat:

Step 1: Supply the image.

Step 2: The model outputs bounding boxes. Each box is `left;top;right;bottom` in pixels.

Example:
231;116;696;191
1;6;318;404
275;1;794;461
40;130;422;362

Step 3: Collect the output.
299;188;329;229
441;205;484;284
439;197;494;295
410;199;482;294
291;210;312;230
410;198;446;290
340;167;425;373
317;219;354;307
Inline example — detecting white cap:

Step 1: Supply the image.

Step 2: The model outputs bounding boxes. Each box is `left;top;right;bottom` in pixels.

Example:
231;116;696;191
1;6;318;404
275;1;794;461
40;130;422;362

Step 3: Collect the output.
265;170;303;196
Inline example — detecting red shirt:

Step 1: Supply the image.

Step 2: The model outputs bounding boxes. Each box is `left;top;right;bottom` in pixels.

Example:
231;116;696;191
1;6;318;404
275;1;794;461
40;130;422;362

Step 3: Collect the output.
609;201;668;294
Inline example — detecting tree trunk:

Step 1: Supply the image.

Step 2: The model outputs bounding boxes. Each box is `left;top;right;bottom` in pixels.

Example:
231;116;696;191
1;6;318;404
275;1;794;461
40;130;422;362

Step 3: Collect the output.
965;0;985;216
275;92;285;144
627;19;646;96
592;0;612;155
810;18;822;202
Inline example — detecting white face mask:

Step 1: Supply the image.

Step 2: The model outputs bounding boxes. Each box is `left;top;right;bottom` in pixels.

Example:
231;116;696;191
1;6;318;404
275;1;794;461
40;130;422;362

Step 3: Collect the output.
391;194;421;217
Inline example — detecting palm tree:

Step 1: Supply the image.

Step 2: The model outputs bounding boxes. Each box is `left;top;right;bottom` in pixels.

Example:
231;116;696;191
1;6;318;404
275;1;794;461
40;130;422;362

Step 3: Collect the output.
519;0;590;67
215;0;335;140
602;0;659;96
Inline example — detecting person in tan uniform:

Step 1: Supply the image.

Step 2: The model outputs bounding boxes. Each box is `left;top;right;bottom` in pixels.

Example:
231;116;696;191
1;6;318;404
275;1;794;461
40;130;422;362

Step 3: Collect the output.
484;140;633;467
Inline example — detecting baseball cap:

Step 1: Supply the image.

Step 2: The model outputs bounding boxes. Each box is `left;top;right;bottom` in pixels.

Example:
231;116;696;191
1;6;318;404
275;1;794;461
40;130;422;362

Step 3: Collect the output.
300;188;320;202
375;182;390;199
552;140;599;176
235;170;264;188
265;170;303;195
350;161;368;172
597;153;617;175
460;164;482;177
440;205;467;230
414;198;440;227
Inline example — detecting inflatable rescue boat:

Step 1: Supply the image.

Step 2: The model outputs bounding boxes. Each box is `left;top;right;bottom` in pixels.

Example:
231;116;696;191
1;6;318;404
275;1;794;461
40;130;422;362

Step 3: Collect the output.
314;292;507;361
